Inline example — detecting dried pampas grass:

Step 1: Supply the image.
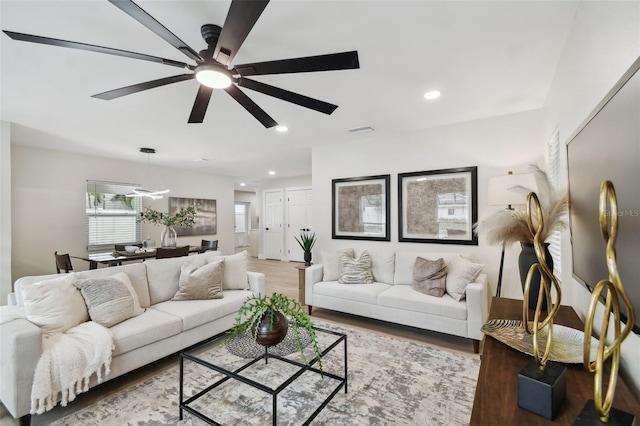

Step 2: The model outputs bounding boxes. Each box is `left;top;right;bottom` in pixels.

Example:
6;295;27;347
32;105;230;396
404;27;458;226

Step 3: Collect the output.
474;165;568;246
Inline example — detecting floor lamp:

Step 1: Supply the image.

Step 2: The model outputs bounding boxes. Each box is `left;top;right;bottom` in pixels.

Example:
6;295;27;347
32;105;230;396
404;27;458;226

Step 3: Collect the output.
487;171;537;297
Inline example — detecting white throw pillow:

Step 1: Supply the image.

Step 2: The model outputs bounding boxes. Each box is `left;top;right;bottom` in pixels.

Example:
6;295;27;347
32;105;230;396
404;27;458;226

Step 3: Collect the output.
173;258;225;300
445;256;484;301
321;249;355;281
75;272;145;327
211;250;248;290
21;273;89;334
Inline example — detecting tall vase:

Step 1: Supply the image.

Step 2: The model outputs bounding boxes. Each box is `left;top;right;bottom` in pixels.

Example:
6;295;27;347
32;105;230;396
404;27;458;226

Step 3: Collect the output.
519;242;553;311
304;252;312;266
161;225;177;248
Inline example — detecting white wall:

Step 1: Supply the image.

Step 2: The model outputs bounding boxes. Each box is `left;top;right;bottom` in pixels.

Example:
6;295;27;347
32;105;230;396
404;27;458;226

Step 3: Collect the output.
0;122;11;305
542;1;640;396
312;108;546;299
10;144;235;282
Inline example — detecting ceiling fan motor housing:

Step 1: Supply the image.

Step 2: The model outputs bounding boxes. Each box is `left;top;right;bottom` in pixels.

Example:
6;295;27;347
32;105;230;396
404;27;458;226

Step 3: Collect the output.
201;24;222;49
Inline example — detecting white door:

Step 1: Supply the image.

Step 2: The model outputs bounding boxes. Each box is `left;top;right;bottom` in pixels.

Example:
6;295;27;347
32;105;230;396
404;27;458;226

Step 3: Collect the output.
263;189;283;260
286;188;313;262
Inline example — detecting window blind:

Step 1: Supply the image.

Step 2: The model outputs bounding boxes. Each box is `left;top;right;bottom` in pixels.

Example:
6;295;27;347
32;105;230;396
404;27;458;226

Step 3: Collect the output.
547;130;562;279
86;180;142;251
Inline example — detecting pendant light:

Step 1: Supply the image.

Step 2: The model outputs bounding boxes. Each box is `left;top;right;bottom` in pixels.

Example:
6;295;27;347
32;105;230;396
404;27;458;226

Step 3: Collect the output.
127;148;170;199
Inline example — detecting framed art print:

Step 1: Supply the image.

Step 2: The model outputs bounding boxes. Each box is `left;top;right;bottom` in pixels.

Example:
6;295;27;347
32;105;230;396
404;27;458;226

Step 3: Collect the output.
169;197;217;236
332;175;390;241
398;167;477;245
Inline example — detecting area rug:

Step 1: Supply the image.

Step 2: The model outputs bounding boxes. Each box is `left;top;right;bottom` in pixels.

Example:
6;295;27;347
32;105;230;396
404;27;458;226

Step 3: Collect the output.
49;320;480;425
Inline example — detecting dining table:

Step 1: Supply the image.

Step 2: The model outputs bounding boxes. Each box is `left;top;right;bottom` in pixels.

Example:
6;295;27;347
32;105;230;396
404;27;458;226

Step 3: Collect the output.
72;246;204;269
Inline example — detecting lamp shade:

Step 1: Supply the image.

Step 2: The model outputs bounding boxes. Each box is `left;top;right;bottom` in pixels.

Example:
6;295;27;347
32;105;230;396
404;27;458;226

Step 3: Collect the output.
487;173;537;206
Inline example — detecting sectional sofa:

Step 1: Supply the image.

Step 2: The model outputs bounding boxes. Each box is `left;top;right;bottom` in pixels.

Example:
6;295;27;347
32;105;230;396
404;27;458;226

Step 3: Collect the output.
1;251;265;425
305;249;489;352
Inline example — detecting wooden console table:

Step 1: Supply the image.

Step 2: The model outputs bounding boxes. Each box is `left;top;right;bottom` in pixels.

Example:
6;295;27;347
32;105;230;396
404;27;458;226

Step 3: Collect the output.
470;297;640;425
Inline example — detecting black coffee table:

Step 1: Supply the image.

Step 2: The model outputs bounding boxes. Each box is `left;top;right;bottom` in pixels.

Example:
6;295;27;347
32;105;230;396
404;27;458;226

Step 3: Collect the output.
179;324;347;425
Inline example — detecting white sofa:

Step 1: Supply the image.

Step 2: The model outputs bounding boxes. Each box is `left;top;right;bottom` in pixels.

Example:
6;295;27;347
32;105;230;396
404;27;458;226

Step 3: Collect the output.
1;251;265;425
305;250;489;352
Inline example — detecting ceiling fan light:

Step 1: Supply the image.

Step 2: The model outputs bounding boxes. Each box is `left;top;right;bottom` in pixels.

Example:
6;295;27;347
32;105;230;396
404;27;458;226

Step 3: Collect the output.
195;65;232;89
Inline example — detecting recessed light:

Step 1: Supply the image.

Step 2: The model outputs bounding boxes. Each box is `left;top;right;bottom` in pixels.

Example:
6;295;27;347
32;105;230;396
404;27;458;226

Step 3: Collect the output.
240;182;246;187
268;170;276;176
275;125;288;132
424;90;441;100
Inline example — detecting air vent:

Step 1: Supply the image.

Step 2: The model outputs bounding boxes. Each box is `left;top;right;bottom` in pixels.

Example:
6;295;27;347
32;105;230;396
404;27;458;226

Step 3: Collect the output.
347;126;374;133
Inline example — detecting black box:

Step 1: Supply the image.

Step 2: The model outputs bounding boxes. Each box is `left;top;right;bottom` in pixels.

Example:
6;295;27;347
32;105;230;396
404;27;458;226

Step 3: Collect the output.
573;399;636;425
518;359;567;420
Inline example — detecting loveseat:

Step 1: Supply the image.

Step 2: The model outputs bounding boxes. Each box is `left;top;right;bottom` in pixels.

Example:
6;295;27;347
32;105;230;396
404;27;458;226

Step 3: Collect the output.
1;250;265;424
305;249;489;352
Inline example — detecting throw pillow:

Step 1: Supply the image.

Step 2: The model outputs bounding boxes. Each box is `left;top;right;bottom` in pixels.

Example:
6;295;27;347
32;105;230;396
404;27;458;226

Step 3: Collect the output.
210;250;248;290
412;257;448;297
445;256;484;301
173;258;225;300
75;272;145;327
339;250;374;284
21;273;89;335
321;249;355;281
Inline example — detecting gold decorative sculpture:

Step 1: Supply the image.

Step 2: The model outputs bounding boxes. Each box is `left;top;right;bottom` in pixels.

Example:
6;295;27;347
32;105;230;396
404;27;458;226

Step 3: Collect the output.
522;192;563;367
581;180;636;423
516;192;567;420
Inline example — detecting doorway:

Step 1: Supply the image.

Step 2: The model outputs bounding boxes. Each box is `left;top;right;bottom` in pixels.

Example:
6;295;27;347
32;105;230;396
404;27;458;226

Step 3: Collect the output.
234;202;250;249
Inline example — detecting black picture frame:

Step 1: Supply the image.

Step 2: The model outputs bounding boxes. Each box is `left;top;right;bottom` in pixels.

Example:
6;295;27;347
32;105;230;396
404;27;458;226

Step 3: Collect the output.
398;166;478;245
332;175;391;241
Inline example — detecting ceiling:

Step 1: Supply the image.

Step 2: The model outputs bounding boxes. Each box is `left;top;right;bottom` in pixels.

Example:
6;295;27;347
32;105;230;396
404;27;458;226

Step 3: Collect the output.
1;1;579;191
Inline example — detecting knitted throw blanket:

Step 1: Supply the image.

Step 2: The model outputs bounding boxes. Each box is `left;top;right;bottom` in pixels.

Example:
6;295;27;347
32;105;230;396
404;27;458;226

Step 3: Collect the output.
31;321;114;414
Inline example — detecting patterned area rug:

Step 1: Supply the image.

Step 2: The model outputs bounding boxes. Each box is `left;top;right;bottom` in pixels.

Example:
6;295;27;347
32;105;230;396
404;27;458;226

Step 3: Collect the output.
49;320;480;425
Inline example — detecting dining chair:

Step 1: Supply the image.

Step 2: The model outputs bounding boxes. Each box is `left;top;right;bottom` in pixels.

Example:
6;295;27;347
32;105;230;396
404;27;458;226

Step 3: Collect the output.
199;239;218;253
114;243;143;252
155;246;190;259
54;251;73;273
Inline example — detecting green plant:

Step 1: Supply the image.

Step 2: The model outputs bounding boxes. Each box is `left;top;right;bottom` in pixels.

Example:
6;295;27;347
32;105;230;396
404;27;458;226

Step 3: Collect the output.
138;206;197;228
474;165;568;246
294;231;317;253
227;293;323;372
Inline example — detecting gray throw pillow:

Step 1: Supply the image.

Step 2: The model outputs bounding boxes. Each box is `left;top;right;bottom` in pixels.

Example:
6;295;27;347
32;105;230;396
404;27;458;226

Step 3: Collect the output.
173;258;225;301
339;250;374;284
412;257;448;297
74;272;145;328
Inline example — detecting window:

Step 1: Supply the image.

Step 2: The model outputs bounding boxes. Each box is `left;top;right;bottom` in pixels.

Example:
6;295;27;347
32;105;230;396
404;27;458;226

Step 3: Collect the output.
547;130;562;279
86;180;142;250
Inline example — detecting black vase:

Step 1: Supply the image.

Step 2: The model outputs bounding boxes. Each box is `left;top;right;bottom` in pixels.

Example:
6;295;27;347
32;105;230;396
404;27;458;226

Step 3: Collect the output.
255;309;288;347
304;252;312;266
519;242;553;311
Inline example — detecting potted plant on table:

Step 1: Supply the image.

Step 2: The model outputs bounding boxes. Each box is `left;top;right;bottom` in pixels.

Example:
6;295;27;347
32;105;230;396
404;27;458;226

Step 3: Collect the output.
474;165;568;309
139;206;196;247
294;231;317;266
227;293;323;372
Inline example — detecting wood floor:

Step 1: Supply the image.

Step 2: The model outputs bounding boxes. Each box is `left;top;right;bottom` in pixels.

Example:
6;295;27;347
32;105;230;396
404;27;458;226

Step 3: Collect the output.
0;255;477;426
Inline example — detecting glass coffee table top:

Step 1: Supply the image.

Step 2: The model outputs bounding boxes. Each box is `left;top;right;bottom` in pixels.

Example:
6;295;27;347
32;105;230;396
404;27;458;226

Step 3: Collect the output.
179;324;347;426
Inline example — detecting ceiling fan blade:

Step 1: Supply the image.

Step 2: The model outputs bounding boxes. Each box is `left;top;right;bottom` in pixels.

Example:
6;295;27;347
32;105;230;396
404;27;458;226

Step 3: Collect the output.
235;51;359;76
2;30;190;69
225;84;277;128
238;78;337;115
213;0;269;65
109;0;203;62
188;85;214;124
92;74;194;100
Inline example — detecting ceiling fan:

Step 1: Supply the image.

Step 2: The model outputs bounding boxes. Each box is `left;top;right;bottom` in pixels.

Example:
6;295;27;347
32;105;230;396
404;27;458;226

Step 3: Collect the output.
3;0;360;127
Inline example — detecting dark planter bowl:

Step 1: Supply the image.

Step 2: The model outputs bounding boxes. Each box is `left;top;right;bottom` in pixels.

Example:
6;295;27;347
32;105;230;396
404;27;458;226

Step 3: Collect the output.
255;309;289;347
